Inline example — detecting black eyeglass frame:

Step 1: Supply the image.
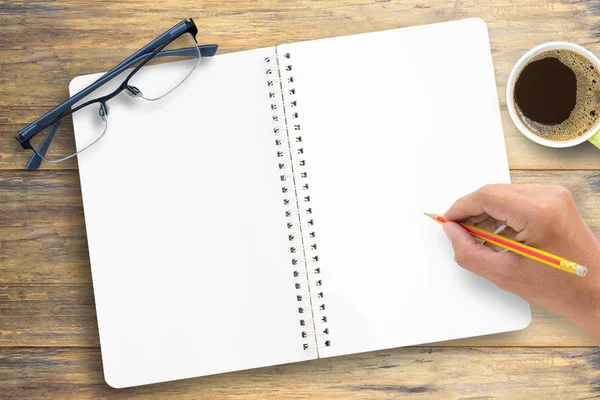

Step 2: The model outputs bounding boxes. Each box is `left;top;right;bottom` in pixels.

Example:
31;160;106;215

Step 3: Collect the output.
15;18;218;169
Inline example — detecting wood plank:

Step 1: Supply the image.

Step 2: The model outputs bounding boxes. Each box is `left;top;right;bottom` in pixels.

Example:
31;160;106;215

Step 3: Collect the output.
2;169;600;284
0;347;598;398
3;0;600;397
0;282;593;347
4;106;600;171
0;169;598;347
0;284;98;347
0;170;90;284
3;0;600;169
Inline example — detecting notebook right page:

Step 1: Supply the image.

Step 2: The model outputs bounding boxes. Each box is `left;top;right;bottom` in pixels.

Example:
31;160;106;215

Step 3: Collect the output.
277;18;531;358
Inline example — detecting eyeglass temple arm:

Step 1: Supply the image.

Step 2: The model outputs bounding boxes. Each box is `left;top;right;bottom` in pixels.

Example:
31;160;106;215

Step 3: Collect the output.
112;45;218;74
20;18;212;146
26;119;62;169
26;44;218;169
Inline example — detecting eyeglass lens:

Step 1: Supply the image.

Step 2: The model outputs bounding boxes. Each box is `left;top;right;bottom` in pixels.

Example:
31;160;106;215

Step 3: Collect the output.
30;32;201;163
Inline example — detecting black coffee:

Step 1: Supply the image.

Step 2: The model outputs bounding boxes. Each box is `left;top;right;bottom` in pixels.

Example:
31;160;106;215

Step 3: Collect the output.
514;49;600;141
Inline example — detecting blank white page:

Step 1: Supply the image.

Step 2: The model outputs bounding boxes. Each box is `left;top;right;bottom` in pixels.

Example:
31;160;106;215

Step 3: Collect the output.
70;48;315;388
277;18;531;358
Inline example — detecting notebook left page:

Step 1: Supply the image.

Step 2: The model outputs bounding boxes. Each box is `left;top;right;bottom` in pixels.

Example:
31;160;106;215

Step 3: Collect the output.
70;47;315;388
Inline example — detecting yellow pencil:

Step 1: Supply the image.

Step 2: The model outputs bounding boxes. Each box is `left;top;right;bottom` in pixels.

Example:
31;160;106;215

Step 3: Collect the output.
426;213;588;277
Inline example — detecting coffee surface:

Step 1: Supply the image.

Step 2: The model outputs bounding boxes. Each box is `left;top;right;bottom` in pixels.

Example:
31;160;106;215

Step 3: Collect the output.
514;49;600;141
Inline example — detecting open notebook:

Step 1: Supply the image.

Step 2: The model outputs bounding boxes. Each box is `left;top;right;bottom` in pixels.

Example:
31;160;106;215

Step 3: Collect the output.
70;18;531;388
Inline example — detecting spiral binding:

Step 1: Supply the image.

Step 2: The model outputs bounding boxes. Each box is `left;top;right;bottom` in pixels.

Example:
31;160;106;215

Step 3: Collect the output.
265;51;330;353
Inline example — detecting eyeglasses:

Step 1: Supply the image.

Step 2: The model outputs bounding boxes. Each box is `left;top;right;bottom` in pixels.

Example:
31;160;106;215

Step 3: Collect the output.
15;18;217;170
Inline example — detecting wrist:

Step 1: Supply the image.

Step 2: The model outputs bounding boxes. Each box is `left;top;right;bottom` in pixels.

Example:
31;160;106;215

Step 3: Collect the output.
577;309;600;344
570;247;600;344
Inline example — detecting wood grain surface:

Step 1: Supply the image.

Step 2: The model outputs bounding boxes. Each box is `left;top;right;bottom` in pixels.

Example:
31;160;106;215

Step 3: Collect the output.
1;347;600;399
2;0;600;398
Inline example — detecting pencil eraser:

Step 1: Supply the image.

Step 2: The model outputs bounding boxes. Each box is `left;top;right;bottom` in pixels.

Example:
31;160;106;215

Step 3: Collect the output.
575;265;588;277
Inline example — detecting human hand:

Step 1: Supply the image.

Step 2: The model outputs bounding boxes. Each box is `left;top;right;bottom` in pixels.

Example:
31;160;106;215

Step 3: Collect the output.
443;184;600;343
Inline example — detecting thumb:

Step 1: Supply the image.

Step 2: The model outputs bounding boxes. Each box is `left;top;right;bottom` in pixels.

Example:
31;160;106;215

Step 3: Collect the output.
442;221;524;288
443;221;479;248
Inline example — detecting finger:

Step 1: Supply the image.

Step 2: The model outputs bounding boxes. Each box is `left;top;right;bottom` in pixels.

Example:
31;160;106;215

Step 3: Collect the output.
444;184;534;232
466;216;504;248
481;224;521;252
462;213;520;242
466;213;490;224
469;217;518;248
476;219;509;251
443;222;525;290
471;215;505;234
456;186;555;224
497;225;519;240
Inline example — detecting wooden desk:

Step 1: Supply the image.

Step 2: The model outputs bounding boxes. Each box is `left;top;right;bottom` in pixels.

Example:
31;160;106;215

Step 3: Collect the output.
1;0;599;398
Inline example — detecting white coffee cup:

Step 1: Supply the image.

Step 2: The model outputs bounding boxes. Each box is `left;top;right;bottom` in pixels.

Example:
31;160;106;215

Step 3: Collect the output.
506;42;600;149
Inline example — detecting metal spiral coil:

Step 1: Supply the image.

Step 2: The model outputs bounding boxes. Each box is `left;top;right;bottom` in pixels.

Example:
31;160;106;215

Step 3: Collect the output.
265;51;330;352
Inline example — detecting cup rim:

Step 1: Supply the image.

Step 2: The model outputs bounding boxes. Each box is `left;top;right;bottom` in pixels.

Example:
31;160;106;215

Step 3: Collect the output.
506;41;600;148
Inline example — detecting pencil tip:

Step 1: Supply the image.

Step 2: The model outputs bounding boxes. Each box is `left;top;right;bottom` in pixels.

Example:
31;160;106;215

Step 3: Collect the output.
424;213;438;221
